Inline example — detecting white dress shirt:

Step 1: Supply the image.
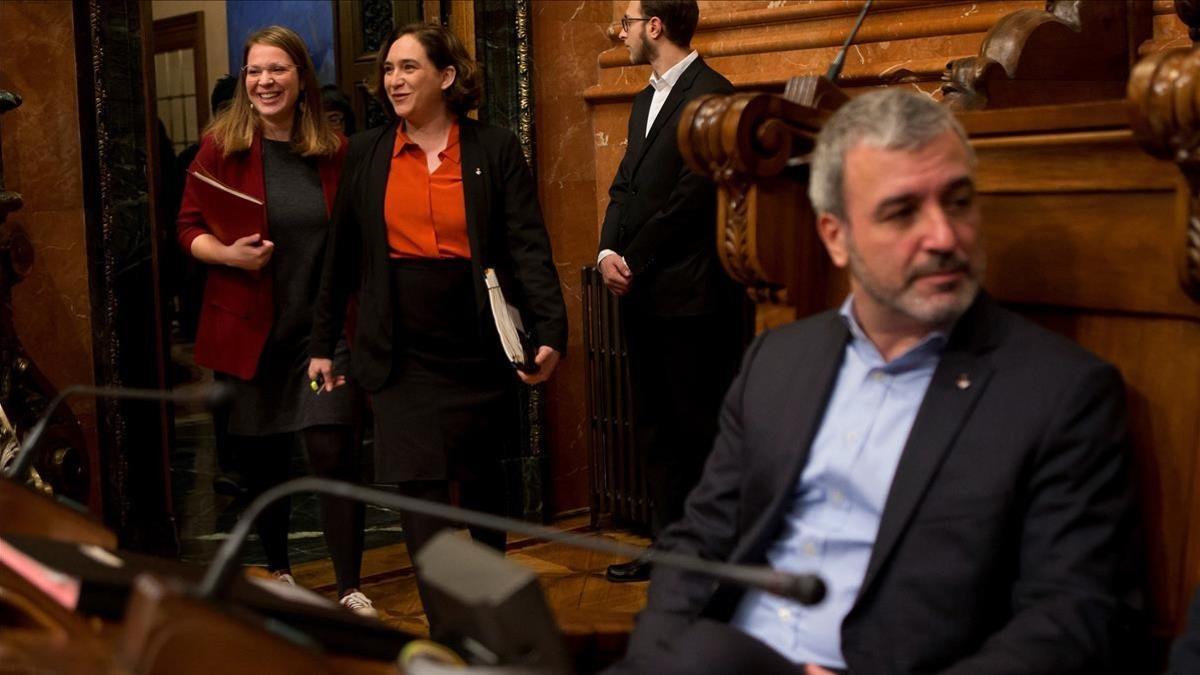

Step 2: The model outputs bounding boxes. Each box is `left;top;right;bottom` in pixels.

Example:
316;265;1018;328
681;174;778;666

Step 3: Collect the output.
598;50;701;266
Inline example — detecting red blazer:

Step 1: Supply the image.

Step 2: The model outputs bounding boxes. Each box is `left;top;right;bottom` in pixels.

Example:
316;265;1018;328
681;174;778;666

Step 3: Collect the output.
177;132;347;380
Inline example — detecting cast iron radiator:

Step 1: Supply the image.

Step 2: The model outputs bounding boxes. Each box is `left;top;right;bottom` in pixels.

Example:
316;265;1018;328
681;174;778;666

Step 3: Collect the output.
581;267;650;530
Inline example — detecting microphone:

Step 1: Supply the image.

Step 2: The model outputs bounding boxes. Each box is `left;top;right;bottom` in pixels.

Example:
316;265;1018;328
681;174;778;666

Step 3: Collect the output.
825;0;874;82
3;382;234;483
196;477;826;606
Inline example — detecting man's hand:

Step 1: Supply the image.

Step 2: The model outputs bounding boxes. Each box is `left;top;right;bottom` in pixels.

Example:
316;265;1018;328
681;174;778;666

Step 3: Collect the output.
599;253;632;296
223;233;275;271
517;346;560;385
306;357;345;393
804;665;835;675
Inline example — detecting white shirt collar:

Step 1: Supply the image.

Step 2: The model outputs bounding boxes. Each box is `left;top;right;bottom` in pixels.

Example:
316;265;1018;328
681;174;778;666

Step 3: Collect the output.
649;50;699;92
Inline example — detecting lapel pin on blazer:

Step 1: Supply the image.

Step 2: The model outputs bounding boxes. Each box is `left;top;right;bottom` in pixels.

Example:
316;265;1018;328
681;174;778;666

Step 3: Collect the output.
475;167;482;176
955;373;971;390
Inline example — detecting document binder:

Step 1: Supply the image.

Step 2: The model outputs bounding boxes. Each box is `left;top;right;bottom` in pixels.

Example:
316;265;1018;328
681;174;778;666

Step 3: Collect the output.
187;164;265;244
483;268;537;373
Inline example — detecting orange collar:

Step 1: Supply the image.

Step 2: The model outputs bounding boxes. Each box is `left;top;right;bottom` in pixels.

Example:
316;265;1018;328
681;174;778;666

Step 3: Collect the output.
393;120;460;165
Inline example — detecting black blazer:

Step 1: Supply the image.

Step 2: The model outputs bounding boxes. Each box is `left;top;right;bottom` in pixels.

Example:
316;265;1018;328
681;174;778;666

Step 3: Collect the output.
1170;587;1200;674
598;57;738;317
311;118;567;392
628;294;1143;673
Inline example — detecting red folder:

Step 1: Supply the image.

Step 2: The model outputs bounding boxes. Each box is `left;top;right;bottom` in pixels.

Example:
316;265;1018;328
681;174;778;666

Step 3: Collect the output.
188;165;266;245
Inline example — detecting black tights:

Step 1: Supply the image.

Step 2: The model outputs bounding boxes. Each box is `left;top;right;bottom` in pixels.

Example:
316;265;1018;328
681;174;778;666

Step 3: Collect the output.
236;425;365;595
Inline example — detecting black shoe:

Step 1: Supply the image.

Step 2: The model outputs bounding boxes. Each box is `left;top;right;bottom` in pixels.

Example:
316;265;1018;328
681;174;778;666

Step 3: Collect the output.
606;557;652;583
212;472;247;497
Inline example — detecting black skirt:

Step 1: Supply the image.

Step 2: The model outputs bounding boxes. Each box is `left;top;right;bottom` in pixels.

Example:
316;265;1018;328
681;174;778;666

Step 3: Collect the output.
372;257;515;482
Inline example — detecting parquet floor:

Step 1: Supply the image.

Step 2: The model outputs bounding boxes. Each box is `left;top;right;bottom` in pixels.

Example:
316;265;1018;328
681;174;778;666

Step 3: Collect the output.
291;517;651;639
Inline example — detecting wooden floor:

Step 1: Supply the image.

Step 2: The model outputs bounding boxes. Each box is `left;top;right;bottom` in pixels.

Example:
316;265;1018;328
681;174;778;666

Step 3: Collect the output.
291;517;651;639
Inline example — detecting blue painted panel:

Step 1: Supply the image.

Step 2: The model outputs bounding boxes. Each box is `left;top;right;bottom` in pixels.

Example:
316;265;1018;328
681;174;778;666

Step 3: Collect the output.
227;0;337;85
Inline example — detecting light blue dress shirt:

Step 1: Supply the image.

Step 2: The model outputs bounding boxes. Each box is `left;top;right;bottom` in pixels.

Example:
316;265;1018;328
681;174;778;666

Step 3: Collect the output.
731;296;947;668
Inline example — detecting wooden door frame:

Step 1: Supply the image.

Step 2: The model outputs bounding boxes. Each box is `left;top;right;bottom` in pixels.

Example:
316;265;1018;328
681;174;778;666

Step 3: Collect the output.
152;11;209;131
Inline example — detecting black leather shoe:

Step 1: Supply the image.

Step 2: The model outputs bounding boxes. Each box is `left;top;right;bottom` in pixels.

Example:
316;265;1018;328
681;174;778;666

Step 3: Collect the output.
212;472;247;498
606;557;652;582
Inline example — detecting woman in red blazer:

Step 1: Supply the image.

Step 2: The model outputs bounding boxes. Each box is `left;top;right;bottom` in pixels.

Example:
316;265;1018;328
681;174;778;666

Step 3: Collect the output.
176;26;373;616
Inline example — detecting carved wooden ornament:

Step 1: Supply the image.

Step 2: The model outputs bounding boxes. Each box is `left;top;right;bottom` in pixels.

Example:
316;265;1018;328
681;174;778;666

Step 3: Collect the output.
678;91;829;302
941;0;1132;111
1129;44;1200;301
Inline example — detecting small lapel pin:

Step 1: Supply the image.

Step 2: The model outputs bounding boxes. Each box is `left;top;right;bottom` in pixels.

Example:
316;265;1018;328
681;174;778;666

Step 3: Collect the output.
474;167;482;176
955;373;971;390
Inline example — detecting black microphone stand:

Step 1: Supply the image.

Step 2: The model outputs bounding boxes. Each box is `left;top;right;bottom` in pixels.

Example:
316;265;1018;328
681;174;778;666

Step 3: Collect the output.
4;383;231;483
196;477;826;606
825;0;875;82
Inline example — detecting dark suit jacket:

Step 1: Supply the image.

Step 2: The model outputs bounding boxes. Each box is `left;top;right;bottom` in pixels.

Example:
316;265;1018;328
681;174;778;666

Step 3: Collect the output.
628;294;1142;674
1170;586;1200;674
177;133;347;380
598;57;738;317
310;118;566;392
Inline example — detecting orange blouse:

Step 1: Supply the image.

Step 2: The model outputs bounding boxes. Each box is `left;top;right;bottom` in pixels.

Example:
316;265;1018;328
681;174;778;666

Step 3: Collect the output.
384;121;471;259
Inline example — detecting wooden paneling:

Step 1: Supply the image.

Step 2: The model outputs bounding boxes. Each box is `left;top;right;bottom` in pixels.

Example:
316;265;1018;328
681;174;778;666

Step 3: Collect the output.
587;1;1046;100
978;190;1192;317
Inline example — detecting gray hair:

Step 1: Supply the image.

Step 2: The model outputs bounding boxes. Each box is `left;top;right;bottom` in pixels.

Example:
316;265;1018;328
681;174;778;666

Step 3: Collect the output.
808;89;975;220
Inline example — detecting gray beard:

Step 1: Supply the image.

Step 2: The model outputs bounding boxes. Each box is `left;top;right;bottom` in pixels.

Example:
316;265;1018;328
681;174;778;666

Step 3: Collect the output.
847;244;983;328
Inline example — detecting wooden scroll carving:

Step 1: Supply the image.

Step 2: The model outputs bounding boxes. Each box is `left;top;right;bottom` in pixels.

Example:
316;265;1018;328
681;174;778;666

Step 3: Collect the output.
0;90;90;503
1129;44;1200;301
941;0;1137;110
1178;0;1200;44
678;88;835;307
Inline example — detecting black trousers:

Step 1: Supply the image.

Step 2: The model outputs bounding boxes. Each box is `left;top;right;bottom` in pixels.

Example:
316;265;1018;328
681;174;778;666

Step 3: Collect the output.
391;478;507;632
624;307;747;536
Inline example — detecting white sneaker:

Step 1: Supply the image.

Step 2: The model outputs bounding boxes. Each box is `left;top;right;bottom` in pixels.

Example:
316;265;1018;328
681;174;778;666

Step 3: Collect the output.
339;590;378;617
272;571;297;586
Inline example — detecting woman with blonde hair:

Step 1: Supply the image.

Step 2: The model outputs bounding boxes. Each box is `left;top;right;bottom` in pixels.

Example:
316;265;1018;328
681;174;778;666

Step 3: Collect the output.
177;25;372;615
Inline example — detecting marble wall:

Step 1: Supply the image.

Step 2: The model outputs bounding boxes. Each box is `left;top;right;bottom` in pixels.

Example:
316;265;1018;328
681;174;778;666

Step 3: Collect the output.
0;0;101;509
532;0;614;515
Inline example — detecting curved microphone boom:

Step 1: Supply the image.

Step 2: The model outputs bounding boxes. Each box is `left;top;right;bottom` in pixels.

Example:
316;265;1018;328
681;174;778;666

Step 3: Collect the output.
196;477;826;606
3;382;234;482
825;0;874;82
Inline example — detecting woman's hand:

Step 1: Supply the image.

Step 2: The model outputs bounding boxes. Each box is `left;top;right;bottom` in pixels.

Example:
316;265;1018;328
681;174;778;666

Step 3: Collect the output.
307;357;345;393
222;233;275;271
517;346;560;386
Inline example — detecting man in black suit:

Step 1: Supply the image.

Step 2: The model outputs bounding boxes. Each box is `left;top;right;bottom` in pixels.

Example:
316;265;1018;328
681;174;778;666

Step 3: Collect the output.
599;0;747;583
613;89;1142;673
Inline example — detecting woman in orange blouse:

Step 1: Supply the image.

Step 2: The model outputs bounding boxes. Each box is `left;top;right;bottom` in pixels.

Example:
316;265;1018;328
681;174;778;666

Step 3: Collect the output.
308;25;566;571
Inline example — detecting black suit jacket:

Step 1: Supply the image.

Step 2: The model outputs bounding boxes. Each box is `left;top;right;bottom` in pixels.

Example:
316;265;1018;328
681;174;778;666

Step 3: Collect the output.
629;294;1142;673
598;57;738;316
1170;586;1200;674
311;118;567;392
